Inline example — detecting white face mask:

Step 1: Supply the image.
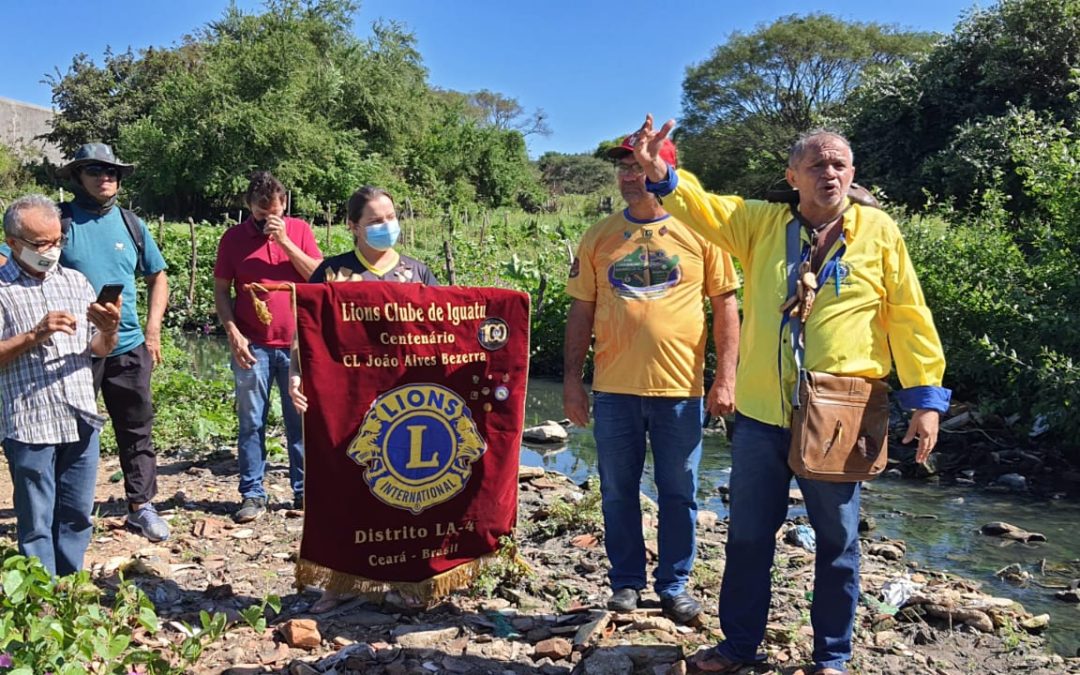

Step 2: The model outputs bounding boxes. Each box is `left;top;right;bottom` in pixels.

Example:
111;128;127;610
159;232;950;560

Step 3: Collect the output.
18;244;62;272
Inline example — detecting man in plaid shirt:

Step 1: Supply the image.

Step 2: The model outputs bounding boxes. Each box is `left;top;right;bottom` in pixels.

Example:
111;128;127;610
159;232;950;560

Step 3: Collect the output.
0;195;121;575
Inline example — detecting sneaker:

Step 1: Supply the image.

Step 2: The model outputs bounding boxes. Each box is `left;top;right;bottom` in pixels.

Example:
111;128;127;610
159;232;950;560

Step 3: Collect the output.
127;503;170;542
660;591;703;624
607;587;640;612
234;496;268;523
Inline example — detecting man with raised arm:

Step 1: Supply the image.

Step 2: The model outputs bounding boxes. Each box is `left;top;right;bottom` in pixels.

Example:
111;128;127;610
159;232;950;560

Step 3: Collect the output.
632;115;950;675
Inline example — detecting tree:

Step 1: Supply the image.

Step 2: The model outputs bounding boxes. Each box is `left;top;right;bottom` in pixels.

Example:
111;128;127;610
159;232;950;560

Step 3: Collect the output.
847;0;1080;210
678;13;934;196
48;0;542;217
537;152;612;195
467;90;551;137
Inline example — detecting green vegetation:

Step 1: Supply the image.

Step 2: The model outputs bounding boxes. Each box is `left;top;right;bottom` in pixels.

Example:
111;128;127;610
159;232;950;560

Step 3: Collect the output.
525;477;604;540
0;548;280;673
848;0;1080;211
46;0;545;218
678;13;934;196
99;329;238;454
470;536;534;598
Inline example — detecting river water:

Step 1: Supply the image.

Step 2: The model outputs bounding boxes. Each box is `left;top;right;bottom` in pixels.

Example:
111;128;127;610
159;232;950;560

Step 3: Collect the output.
181;335;1080;655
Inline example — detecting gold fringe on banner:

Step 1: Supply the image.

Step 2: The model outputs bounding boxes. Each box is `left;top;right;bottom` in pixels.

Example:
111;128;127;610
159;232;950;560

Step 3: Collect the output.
294;554;520;604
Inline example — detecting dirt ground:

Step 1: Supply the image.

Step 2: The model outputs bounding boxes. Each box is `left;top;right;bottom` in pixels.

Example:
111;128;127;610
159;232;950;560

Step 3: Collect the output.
0;448;1076;674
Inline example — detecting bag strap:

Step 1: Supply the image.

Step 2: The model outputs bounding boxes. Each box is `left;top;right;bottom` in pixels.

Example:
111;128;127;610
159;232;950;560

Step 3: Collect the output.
59;201;146;274
778;206;850;412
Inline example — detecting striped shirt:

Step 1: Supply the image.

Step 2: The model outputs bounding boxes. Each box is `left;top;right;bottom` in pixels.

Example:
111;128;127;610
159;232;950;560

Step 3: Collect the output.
0;258;104;444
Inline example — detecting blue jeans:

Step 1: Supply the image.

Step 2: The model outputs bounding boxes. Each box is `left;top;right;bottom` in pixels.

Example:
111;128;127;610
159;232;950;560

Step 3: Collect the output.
715;413;860;673
232;344;304;501
3;420;100;576
592;392;703;598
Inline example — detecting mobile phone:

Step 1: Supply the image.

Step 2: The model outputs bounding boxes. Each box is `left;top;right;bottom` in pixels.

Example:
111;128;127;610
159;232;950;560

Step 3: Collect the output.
96;283;124;305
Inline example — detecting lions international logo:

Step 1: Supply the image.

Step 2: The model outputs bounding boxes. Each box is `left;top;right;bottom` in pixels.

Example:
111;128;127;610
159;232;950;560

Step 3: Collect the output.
346;384;486;514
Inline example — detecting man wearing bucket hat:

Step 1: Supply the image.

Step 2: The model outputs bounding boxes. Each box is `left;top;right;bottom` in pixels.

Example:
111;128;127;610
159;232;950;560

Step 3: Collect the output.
57;142;171;542
563;131;740;624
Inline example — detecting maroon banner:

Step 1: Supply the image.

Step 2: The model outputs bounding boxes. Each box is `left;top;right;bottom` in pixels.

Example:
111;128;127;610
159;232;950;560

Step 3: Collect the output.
293;282;529;598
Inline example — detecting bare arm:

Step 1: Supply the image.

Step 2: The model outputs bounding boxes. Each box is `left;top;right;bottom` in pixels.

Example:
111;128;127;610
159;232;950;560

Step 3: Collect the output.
288;336;307;413
265;216;320;280
0;312;77;367
89;300;121;356
562;299;595;427
143;270;169;365
214;277;256;368
706;292;739;416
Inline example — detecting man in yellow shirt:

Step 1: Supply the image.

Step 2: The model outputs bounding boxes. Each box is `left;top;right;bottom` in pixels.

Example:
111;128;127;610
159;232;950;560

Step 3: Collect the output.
632;116;949;675
563;134;740;624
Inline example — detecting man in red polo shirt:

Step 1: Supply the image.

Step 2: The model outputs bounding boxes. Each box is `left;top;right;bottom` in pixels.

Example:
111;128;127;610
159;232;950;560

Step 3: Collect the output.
214;171;322;522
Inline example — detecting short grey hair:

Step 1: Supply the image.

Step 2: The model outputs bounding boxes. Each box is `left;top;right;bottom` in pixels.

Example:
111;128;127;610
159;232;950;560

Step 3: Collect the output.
3;194;61;238
788;129;853;167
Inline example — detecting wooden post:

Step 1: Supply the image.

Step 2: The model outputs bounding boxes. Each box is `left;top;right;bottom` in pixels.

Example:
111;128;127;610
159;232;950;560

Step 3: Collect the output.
442;240;456;286
443;212;456;284
535;273;548;320
478;211;489;247
325;206;332;251
187;217;197;309
404;197;415;248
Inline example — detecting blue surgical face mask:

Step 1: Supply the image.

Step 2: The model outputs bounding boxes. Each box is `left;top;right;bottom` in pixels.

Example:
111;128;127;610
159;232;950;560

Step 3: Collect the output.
364;219;400;251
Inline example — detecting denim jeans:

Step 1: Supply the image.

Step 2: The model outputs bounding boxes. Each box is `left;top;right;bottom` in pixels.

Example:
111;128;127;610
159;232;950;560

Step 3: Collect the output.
3;419;100;576
592;392;703;598
232;344;304;501
715;413;860;673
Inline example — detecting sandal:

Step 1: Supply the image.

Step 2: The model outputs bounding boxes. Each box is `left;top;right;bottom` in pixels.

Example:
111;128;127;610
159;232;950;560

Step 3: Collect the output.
310;589;358;614
687;646;748;673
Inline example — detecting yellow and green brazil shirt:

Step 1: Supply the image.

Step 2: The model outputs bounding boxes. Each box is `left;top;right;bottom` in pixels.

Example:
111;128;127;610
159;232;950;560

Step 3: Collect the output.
645;167;951;427
567;209;740;398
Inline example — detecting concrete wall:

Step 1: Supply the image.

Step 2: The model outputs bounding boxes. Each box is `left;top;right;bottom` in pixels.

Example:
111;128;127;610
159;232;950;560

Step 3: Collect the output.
0;96;64;164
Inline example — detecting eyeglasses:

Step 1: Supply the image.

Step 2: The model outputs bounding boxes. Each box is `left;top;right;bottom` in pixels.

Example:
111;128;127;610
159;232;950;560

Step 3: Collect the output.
615;163;645;176
16;235;67;252
82;165;119;178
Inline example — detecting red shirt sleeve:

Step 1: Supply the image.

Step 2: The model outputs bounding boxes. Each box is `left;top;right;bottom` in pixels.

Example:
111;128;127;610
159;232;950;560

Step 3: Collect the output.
213;227;236;280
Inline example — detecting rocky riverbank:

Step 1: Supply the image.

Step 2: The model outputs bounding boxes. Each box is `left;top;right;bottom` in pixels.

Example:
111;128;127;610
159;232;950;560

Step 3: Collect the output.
2;449;1076;674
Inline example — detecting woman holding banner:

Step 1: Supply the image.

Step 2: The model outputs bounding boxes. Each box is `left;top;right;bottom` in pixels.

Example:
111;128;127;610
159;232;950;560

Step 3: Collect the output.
290;185;437;613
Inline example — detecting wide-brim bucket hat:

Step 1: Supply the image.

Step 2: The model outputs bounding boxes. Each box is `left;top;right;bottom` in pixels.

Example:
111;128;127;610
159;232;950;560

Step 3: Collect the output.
57;143;135;179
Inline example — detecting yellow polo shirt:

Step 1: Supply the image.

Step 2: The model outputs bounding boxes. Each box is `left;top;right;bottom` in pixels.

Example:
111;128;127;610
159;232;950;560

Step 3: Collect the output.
567;209;740;397
660;169;947;426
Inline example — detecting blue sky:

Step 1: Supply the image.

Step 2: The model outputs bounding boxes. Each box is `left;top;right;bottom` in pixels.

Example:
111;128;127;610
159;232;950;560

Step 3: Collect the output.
1;0;984;157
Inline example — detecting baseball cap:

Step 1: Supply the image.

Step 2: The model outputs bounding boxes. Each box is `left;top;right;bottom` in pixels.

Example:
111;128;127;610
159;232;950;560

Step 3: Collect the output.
606;131;678;168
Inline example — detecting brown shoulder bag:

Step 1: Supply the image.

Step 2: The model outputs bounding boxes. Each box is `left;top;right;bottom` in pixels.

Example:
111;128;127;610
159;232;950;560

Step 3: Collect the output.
788;371;890;482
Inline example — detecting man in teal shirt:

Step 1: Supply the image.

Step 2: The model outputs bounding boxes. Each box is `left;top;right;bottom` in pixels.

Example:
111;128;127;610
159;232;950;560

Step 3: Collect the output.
57;143;171;542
